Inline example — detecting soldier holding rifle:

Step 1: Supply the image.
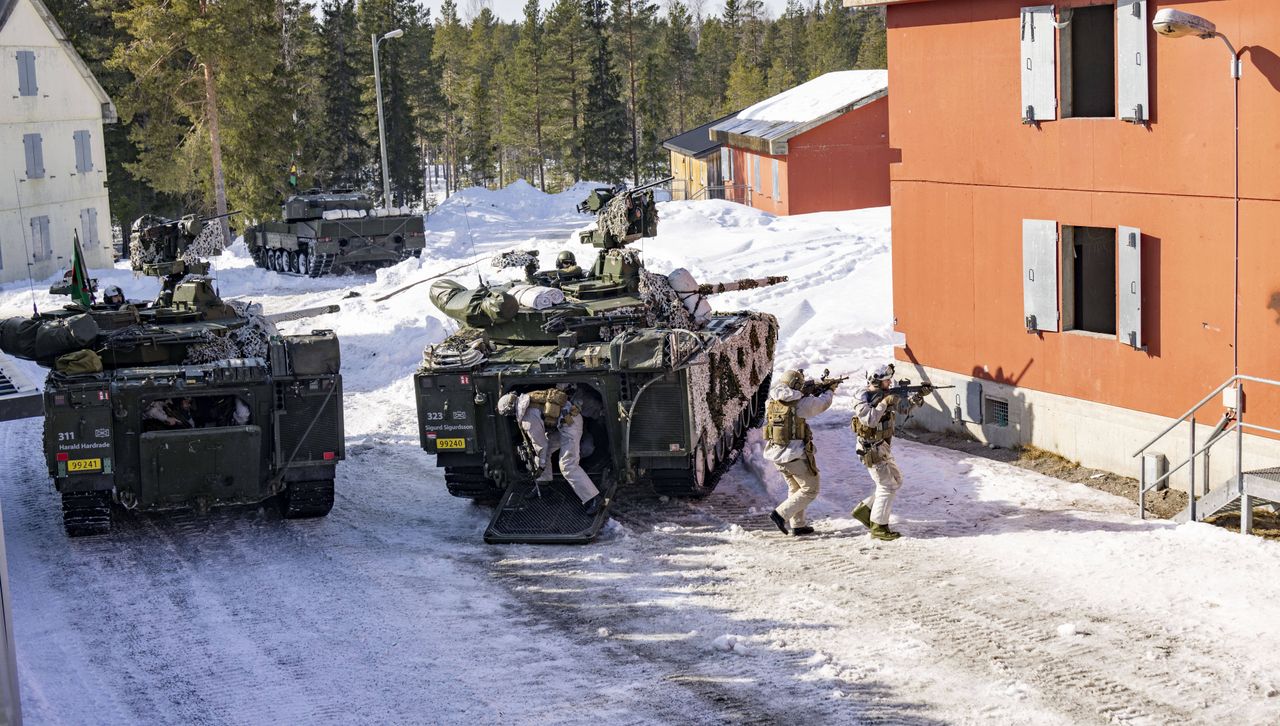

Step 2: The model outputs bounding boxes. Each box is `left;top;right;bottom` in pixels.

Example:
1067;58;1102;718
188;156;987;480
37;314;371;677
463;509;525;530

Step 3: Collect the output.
851;363;949;541
764;369;846;536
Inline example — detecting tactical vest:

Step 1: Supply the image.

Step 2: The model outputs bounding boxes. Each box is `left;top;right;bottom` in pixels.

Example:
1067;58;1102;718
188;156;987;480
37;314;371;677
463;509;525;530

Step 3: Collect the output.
764;399;811;446
851;402;895;445
527;388;574;428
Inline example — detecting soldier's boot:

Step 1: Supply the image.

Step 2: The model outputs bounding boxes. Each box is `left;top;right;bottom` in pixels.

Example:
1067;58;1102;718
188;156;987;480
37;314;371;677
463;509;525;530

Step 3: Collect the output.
769;510;790;535
851;503;872;529
791;525;816;536
869;522;901;541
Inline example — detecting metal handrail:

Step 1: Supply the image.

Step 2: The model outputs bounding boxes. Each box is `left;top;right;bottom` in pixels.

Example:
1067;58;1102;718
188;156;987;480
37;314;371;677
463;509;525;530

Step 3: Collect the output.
1142;419;1237;492
1134;373;1280;532
1131;374;1280;458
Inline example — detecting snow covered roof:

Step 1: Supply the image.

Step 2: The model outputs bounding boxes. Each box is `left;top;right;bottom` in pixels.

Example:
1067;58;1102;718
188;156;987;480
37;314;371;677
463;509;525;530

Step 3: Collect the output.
0;0;117;123
662;112;739;158
709;70;887;155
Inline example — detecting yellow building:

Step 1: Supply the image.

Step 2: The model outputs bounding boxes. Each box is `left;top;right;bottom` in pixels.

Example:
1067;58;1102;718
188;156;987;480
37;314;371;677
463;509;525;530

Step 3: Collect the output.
662;113;736;201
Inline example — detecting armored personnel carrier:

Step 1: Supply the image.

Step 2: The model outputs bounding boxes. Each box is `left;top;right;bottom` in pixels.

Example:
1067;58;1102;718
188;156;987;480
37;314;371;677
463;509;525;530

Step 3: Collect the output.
244;190;425;277
415;178;784;544
0;215;345;536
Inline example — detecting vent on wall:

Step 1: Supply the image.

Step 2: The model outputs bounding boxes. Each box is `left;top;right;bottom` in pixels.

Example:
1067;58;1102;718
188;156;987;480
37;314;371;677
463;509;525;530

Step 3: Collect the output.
984;396;1010;427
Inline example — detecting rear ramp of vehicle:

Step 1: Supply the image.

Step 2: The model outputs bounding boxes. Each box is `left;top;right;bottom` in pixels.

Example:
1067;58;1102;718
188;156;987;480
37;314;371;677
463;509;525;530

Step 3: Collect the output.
484;471;617;544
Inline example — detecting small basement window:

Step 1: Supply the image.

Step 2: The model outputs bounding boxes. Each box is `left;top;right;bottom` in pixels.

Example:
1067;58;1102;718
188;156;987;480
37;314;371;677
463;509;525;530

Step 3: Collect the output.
1061;226;1117;336
984;396;1010;427
1061;4;1116;118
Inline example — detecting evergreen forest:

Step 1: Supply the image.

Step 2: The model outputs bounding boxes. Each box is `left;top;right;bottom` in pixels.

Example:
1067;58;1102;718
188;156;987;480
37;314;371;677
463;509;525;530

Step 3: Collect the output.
42;0;887;226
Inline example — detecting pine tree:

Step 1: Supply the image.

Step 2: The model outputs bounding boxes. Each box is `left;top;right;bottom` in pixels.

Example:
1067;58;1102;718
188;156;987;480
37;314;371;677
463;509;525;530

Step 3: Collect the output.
545;0;590;184
853;9;887;69
725;50;767;110
356;0;424;204
112;0;295;233
502;0;548;189
808;0;857;76
433;0;468;193
659;2;697;133
695;18;734;116
312;0;368;190
609;0;657;185
580;0;628;183
765;0;807;93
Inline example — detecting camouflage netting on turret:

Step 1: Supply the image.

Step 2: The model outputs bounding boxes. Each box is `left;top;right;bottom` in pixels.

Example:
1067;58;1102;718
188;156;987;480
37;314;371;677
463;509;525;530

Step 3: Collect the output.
638;270;697;330
183;302;276;364
599;195;633;241
491;251;539;271
129;222;224;267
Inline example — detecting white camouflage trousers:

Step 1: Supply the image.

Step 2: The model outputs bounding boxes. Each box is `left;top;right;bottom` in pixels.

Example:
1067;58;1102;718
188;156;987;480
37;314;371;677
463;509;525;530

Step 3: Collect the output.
774;457;820;528
859;443;903;525
525;415;600;504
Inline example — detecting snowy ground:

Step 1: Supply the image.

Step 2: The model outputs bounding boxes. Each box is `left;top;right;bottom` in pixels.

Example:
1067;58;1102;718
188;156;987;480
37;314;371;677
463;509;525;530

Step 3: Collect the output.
1;181;1278;725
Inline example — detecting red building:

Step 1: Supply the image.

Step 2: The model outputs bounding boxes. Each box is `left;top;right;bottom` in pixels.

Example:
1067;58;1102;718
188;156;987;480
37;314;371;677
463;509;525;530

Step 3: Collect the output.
708;70;892;215
854;0;1280;526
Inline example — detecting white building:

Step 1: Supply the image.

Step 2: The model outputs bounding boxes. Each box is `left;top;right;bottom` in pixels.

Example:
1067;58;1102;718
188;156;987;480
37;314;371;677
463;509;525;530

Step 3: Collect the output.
0;0;115;284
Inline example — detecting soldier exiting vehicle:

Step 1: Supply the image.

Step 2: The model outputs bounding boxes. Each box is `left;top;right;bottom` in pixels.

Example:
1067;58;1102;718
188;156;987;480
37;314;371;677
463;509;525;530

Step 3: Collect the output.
765;369;836;536
851;363;931;541
497;388;603;514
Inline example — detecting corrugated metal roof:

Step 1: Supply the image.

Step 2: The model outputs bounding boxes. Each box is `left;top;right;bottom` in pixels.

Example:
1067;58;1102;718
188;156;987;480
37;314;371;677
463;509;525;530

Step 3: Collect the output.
661;111;740;158
709;70;887;155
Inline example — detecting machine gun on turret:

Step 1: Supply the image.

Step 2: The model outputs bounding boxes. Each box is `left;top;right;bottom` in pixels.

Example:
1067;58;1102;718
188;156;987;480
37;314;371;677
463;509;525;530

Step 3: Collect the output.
576;176;673;252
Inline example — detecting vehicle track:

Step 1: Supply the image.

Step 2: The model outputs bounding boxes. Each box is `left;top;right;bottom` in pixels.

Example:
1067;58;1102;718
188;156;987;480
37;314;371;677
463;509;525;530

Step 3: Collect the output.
599;484;1224;725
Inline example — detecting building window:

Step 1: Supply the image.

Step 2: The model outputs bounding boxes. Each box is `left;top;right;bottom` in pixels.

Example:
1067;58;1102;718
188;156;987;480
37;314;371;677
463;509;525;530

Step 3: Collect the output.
771;159;779;199
721;147;732;185
30;216;51;262
22;133;44;179
73;130;93;172
753;156;761;194
984;396;1010;427
1061;4;1116;118
15;50;37;96
1060;226;1117;335
80;208;99;249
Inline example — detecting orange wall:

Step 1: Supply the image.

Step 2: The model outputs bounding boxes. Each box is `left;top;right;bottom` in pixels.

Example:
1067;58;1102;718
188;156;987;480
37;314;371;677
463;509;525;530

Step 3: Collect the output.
886;0;1280;425
723;96;891;215
788;96;893;214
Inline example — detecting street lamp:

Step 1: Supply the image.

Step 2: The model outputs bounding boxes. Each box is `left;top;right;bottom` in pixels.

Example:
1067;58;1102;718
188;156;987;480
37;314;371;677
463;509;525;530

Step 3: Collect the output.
1152;8;1249;529
373;28;404;208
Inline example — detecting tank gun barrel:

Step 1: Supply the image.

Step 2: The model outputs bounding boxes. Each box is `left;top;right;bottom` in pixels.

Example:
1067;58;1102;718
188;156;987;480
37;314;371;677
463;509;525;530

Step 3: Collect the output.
263;304;341;325
695;276;789;295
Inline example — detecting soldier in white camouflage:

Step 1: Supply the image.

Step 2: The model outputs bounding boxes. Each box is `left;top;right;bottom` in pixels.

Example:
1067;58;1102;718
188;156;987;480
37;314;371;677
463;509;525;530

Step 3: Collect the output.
851;363;930;541
497;389;602;514
764;369;835;536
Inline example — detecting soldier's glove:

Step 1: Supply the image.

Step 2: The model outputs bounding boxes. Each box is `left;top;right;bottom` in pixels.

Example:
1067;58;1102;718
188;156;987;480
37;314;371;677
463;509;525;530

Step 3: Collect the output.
879;394;900;409
909;393;925;407
920;383;934;395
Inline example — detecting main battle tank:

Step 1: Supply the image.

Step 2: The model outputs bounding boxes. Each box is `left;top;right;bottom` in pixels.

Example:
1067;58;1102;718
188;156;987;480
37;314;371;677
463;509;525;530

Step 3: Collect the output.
0;215;346;536
244;190;425;276
414;177;785;543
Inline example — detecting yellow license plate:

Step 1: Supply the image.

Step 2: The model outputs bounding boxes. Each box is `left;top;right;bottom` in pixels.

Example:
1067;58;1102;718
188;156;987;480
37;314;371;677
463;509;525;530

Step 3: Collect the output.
67;458;101;473
435;438;466;450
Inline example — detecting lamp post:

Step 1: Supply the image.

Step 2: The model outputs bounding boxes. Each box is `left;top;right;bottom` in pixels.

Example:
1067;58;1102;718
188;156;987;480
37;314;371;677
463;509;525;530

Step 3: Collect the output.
1152;8;1249;532
372;28;404;208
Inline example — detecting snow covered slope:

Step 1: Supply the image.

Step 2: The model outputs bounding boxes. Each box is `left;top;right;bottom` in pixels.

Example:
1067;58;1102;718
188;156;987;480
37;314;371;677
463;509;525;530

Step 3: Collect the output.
0;183;1277;725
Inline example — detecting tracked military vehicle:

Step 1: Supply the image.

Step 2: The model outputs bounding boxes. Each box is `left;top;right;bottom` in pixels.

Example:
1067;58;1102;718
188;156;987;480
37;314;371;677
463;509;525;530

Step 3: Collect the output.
244;190;425;277
0;215;345;536
415;178;785;544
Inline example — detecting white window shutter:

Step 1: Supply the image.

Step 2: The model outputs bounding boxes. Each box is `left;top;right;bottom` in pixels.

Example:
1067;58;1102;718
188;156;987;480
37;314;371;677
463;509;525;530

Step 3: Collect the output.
1020;5;1056;122
1118;225;1142;348
1023;219;1059;331
1117;0;1149;123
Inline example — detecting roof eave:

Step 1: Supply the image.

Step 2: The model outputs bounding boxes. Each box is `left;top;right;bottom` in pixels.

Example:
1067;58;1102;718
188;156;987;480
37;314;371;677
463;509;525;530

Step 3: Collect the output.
711;86;887;153
23;0;118;123
843;0;938;7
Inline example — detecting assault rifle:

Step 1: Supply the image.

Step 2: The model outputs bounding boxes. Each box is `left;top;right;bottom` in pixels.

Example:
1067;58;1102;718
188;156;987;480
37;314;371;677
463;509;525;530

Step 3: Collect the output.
801;368;848;396
880;378;954;402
